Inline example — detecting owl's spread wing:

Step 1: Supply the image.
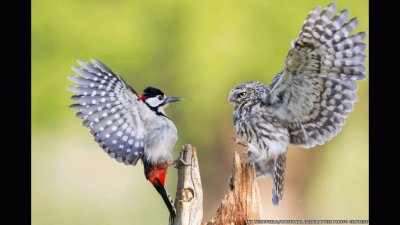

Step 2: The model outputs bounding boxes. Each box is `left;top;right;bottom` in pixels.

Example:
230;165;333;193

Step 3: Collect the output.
68;59;145;165
267;3;366;148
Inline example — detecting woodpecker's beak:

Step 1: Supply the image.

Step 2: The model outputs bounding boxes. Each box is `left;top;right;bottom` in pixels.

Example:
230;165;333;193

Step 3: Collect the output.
164;97;182;104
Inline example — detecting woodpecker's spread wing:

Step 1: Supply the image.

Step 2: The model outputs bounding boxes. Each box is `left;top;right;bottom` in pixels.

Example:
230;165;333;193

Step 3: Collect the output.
267;2;366;148
68;59;145;165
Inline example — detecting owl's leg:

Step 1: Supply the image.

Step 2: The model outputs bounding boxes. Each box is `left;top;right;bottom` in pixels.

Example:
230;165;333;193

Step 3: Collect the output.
246;142;262;159
233;137;261;159
254;158;274;177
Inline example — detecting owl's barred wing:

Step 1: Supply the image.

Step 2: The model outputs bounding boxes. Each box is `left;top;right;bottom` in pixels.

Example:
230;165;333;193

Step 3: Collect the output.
68;59;145;165
267;3;366;148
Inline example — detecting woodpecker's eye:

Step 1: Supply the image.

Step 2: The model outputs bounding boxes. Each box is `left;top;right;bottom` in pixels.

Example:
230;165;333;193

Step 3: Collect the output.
237;92;247;98
158;95;163;100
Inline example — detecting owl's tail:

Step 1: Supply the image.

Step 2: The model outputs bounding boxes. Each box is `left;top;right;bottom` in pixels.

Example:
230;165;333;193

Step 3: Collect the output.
272;153;287;206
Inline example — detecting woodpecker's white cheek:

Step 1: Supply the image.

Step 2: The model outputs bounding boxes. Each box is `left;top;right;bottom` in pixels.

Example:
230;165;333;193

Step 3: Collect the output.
145;97;162;107
159;103;169;111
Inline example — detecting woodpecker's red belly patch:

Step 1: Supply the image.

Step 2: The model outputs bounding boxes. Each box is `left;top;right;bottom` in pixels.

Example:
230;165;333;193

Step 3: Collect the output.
146;163;168;186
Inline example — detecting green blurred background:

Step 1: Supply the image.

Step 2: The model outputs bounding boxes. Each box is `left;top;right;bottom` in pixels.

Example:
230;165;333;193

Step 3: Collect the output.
32;0;368;224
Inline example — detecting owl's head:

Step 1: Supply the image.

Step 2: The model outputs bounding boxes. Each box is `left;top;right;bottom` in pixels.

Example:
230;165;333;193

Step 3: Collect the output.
228;81;268;107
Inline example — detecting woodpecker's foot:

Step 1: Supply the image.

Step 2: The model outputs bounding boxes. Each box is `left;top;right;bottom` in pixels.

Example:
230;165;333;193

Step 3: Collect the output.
171;152;192;168
172;158;191;168
233;137;249;147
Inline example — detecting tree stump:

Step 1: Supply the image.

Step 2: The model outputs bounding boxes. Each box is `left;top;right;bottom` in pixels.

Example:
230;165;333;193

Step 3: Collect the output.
173;144;261;225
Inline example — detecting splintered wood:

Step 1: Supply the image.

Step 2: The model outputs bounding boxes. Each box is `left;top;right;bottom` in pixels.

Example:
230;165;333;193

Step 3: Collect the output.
204;151;261;225
173;144;261;225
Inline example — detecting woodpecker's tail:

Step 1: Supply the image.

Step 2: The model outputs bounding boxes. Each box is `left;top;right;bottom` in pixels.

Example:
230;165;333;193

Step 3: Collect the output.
272;153;287;206
153;180;176;223
143;160;176;223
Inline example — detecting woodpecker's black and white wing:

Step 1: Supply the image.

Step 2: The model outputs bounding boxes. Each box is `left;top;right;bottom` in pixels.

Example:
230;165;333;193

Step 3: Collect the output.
266;2;366;148
68;59;145;165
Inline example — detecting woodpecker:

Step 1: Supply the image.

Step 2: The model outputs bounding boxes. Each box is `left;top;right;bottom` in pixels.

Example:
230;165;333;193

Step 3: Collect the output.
67;59;181;221
228;2;366;206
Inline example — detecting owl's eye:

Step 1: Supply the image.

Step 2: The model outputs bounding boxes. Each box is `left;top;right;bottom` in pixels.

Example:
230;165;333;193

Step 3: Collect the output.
237;92;247;98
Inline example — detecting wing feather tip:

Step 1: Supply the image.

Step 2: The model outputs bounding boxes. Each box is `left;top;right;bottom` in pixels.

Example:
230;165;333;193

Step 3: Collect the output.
66;86;76;93
67;76;78;82
76;59;86;65
68;104;81;110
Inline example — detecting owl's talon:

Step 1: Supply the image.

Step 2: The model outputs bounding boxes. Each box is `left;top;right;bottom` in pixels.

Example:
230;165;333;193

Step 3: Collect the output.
233;137;249;147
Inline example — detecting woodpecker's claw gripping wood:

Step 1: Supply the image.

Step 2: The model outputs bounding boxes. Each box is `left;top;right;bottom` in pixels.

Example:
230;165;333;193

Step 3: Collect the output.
172;148;193;169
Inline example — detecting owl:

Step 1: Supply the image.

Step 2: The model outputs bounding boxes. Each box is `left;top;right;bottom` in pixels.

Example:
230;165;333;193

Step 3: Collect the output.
228;2;366;205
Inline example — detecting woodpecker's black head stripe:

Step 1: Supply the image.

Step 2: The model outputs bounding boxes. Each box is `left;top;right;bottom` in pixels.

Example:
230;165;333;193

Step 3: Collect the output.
143;102;169;118
143;87;164;97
